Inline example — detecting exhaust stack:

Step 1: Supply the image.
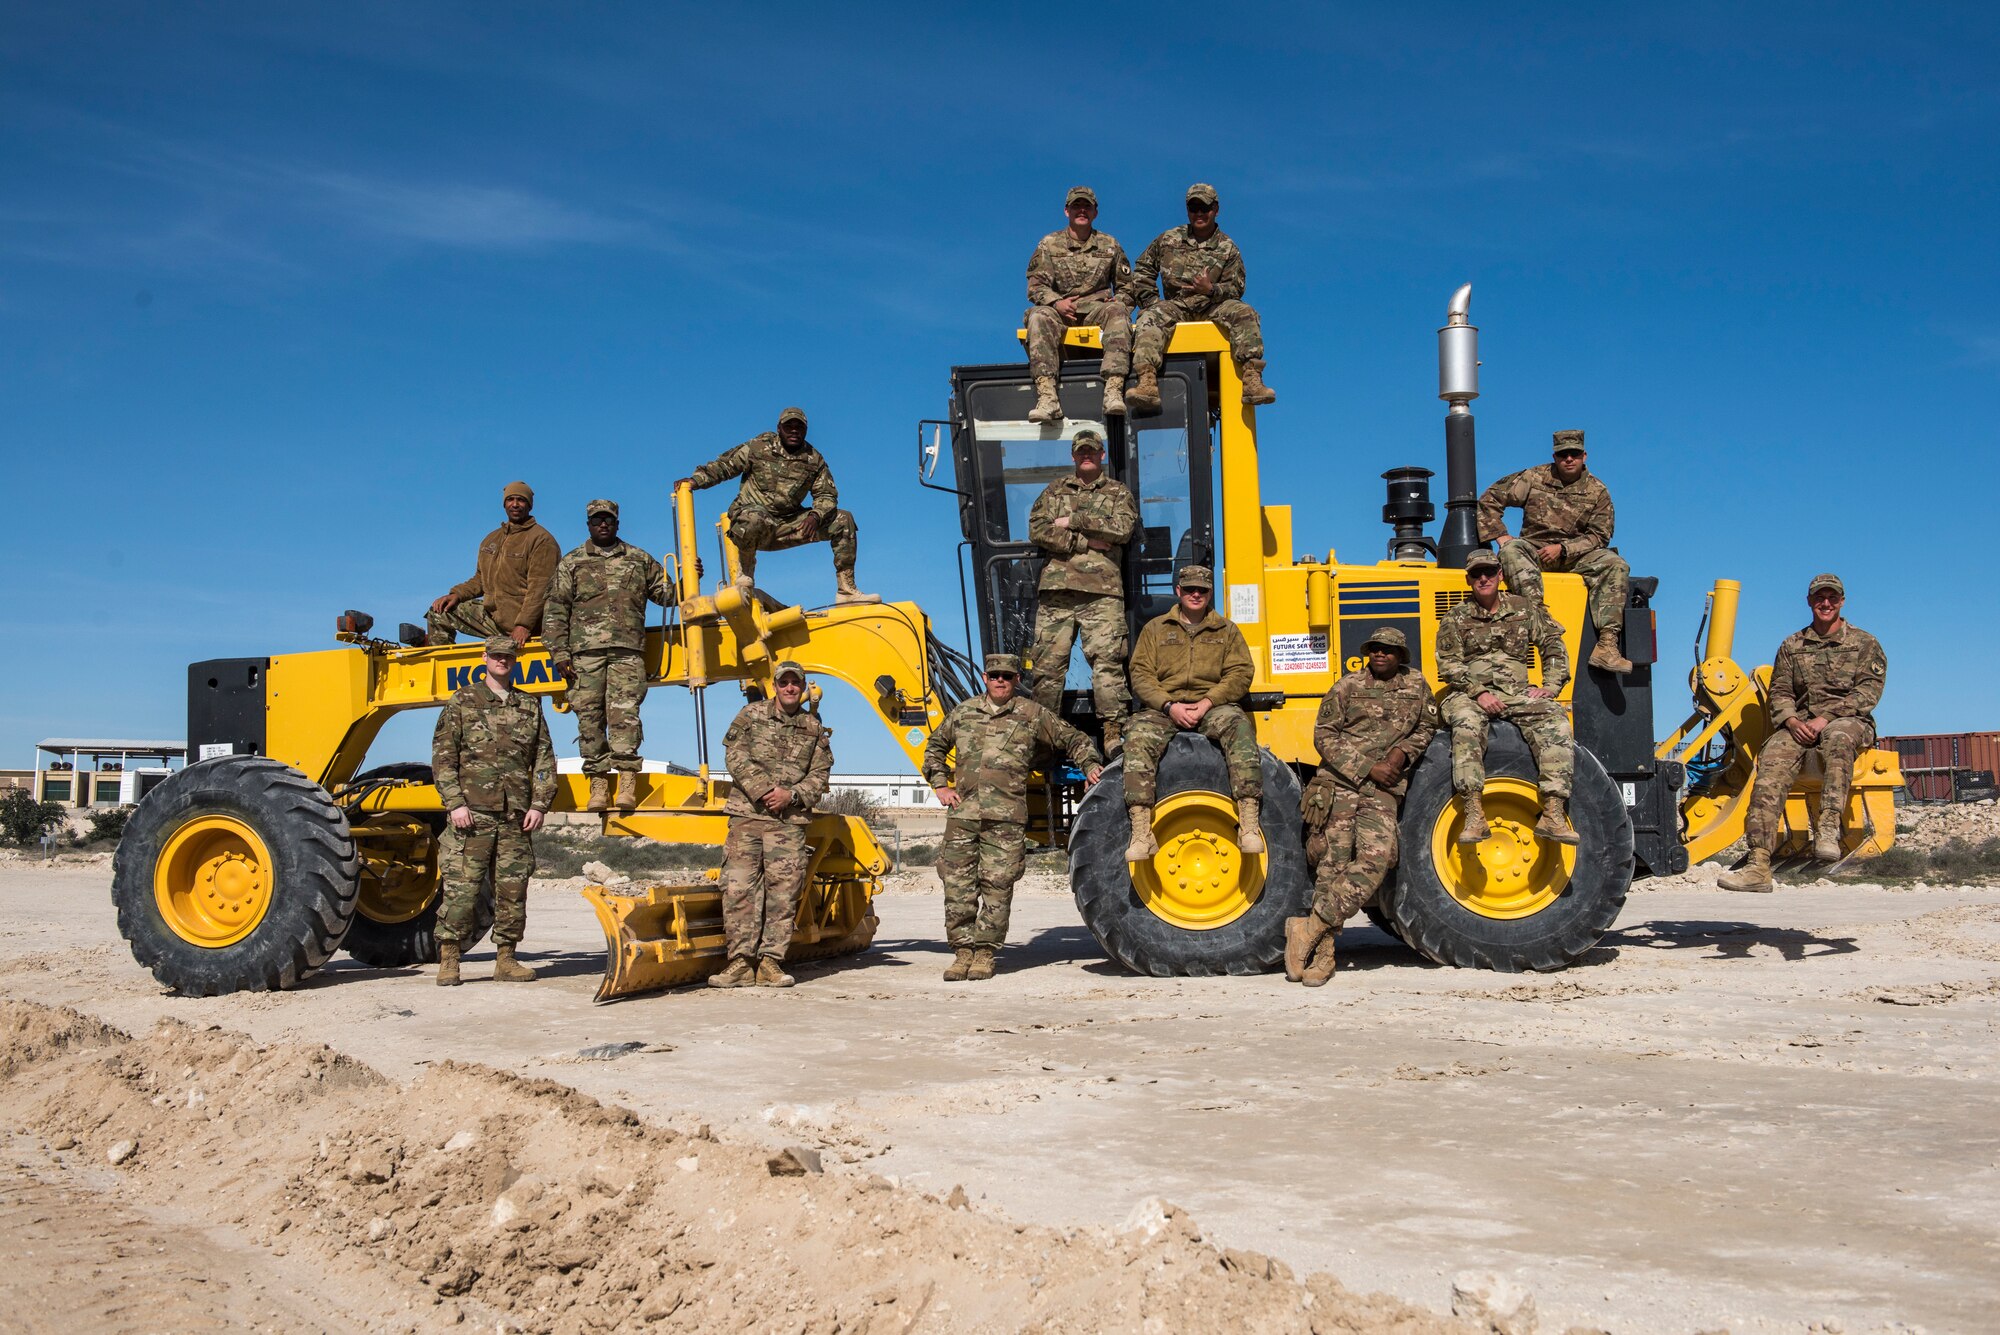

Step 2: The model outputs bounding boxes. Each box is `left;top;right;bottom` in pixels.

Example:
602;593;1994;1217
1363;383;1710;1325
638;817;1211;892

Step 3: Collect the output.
1437;283;1481;569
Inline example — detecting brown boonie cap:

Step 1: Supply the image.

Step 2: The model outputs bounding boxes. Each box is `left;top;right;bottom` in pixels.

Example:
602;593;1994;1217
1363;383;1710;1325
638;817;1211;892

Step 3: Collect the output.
585;498;618;519
482;635;520;659
1186;182;1218;205
1071;427;1105;454
1176;564;1214;589
777;406;808;427
1065;185;1097;206
1464;549;1502;573
503;480;534;502
1362;627;1410;656
772;660;808;682
1808;572;1845;597
1552;430;1586;453
984;653;1023;676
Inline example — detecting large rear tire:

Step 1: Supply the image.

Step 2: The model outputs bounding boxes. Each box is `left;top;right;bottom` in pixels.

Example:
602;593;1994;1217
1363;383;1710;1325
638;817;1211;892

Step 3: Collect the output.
1069;734;1310;975
340;764;492;968
1385;726;1632;972
113;756;360;995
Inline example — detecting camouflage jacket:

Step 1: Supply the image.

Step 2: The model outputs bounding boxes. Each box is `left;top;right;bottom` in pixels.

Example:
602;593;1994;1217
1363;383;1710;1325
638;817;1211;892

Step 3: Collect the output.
1123;226;1247;314
689;434;838;522
1436;593;1570;699
1476;465;1615;559
1131;608;1254;710
1026;228;1133;306
722;699;833;824
1312;667;1440;796
432;681;557;815
447;518;562;634
1769;622;1887;730
1028;473;1139;597
922;694;1101;823
543;540;678;661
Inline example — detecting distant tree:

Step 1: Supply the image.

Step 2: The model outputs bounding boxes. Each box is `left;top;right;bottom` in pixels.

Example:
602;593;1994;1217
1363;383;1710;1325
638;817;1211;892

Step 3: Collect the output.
823;788;888;822
0;792;68;847
87;807;131;844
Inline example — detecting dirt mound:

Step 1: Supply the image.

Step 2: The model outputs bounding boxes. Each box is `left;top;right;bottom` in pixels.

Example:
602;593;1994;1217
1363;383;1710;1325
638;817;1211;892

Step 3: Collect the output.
0;999;1461;1334
1897;798;2000;852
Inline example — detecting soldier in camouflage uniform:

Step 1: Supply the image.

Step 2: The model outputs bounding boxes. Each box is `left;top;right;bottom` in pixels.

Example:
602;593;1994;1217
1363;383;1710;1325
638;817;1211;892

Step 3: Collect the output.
676;407;877;606
1286;628;1440;987
1123;565;1265;860
1122;183;1276;412
1024;186;1135;422
712;661;834;988
430;636;557;986
1721;573;1888;892
1478;430;1635;674
425;480;562;646
923;653;1103;981
1436;549;1579;846
1026;428;1140;752
543;499;680;814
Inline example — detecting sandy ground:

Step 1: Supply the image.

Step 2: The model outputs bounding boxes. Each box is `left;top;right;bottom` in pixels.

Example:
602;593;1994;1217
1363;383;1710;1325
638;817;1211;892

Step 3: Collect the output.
2;859;1997;1334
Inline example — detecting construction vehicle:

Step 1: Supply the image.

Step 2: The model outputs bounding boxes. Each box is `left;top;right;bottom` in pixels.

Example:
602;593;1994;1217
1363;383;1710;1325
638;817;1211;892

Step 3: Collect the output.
112;285;1901;998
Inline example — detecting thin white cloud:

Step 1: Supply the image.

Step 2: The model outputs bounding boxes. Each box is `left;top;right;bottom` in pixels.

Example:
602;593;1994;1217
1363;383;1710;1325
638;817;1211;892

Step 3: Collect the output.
278;169;630;248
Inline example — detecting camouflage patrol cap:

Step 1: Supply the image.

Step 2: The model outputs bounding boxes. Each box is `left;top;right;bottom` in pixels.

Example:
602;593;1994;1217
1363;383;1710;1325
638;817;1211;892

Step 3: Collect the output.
482;635;520;659
1808;572;1845;597
1186;182;1219;205
503;480;534;502
1362;626;1410;659
1065;185;1097;207
777;406;808;428
1176;565;1214;589
1070;427;1105;454
772;660;808;683
984;653;1023;676
1464;548;1502;573
585;498;619;519
1552;430;1586;454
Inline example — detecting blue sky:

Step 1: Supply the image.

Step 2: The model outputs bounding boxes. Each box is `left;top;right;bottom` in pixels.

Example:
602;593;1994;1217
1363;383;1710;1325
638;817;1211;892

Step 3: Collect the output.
4;3;1996;775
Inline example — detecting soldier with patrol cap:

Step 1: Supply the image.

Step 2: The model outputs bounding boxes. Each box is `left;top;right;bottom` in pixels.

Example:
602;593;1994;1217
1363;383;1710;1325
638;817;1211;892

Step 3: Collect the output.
542;499;680;814
924;653;1104;981
713;660;834;988
1478;430;1634;674
1026;426;1140;752
676;408;878;606
425;480;562;647
1720;572;1887;892
1024;185;1135;423
1122;564;1265;862
1286;627;1440;987
1123;183;1276;412
430;635;556;986
1436;548;1579;846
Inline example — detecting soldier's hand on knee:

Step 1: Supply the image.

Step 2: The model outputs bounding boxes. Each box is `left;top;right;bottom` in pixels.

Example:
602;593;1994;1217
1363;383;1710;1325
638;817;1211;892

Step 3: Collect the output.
798;512;820;540
521;809;546;833
1526;686;1556;701
449;805;473;830
1537;543;1563;565
1476;691;1506;717
1784;717;1815;743
1169;702;1201;728
431;593;458;613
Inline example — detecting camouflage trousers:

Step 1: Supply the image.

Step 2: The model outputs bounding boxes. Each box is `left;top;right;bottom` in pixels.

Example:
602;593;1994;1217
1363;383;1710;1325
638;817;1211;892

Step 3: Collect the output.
1132;298;1264;372
1742;717;1874;852
1498;538;1629;633
1122;704;1262;806
1302;774;1400;929
938;816;1028;948
1029;590;1130;725
729;506;859;571
1024;296;1132;379
439;810;534;947
721;814;809;960
571;648;647;774
425;596;506;646
1439;692;1574;798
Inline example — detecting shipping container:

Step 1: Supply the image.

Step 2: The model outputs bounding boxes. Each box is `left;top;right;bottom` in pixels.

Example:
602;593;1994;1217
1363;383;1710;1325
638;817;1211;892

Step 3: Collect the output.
1878;732;2000;802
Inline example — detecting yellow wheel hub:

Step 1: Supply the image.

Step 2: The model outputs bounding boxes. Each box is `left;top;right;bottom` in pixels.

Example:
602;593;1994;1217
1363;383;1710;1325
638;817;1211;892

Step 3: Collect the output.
154;814;275;947
352;816;441;924
1431;777;1574;919
1129;790;1264;929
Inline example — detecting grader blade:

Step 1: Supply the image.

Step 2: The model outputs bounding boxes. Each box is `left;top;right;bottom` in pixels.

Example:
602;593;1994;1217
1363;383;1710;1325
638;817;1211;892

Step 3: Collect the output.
582;882;729;1002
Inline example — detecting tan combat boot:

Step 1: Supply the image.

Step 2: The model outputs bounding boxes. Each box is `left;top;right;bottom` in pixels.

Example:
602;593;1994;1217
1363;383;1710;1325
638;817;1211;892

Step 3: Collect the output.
435;941;462;987
1457;794;1490;844
1301;933;1338;987
1100;716;1124;757
1535;797;1580;846
708;956;757;988
943;947;974;982
493;946;537;982
1236;796;1266;855
1239;359;1277;406
1029;375;1063;424
756;957;796;988
1813;814;1843;863
1102;375;1127;417
586;775;611;813
1284;915;1329;982
1126;366;1162;413
734;546;757;594
613;772;639;811
1719;848;1775;893
1589;628;1635;675
834;567;881;605
1125;805;1157;861
966;946;998;982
